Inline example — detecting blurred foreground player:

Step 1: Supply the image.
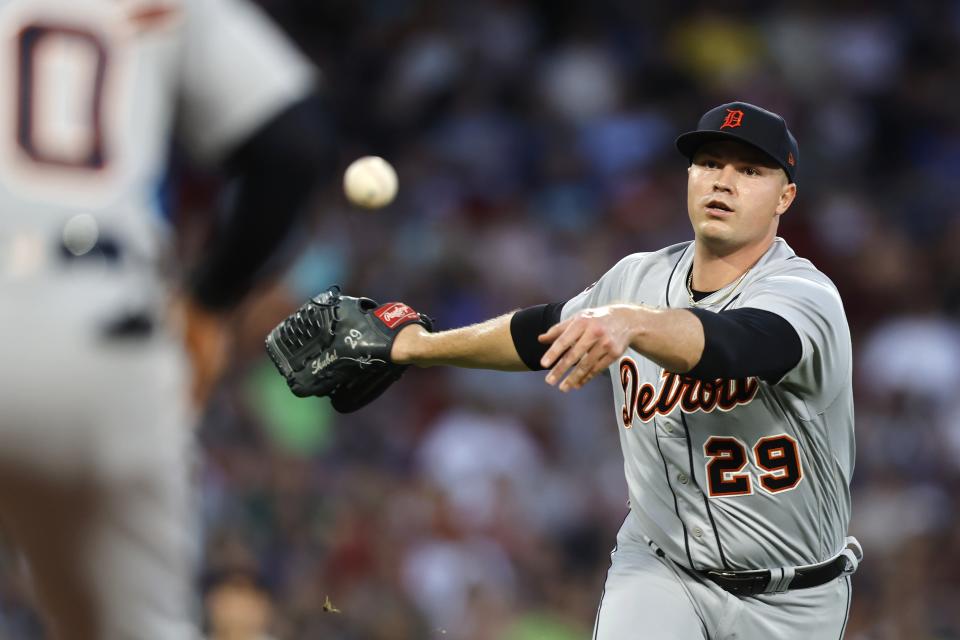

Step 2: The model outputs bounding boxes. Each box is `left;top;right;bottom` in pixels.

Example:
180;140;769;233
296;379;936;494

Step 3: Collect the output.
0;0;332;637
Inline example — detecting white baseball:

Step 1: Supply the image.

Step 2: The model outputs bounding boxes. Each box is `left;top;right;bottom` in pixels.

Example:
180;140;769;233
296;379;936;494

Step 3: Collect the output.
343;156;398;209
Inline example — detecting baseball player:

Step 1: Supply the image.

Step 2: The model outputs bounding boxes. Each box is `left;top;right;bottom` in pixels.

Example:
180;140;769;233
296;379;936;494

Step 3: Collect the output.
269;102;861;638
0;0;332;637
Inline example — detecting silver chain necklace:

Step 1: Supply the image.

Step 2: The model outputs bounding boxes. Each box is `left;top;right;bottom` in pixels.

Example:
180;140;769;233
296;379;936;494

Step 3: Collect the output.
686;267;749;307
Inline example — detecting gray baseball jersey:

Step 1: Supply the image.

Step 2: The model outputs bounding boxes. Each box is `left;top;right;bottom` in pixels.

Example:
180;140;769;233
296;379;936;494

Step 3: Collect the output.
0;0;312;636
563;237;854;571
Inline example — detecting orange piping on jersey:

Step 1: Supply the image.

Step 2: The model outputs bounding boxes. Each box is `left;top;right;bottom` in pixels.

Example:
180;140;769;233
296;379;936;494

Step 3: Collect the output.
128;4;182;31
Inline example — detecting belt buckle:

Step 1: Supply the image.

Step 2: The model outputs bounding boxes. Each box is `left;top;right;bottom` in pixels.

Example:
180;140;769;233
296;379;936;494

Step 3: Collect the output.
706;570;770;597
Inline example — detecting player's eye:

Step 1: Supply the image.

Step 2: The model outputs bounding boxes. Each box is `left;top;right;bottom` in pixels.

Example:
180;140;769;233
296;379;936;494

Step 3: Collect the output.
742;166;760;176
701;159;719;169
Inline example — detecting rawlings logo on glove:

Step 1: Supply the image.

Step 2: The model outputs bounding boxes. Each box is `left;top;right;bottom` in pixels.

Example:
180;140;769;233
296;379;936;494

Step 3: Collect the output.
375;302;421;328
265;286;432;412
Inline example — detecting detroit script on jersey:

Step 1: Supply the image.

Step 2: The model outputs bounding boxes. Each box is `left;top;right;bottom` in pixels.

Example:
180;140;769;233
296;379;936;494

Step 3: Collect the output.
619;365;759;427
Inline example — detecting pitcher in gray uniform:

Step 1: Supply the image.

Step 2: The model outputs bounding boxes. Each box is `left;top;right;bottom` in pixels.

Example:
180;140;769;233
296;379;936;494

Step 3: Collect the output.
365;101;860;639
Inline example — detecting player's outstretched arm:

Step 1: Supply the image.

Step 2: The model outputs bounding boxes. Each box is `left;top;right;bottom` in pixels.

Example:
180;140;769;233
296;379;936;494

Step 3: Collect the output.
391;313;529;371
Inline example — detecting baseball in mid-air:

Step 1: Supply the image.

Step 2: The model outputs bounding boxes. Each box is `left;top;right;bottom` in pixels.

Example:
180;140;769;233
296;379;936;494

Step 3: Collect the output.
343;156;398;209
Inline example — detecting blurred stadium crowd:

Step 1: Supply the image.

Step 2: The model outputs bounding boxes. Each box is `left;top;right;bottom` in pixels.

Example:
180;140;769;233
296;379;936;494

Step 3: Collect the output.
4;1;960;638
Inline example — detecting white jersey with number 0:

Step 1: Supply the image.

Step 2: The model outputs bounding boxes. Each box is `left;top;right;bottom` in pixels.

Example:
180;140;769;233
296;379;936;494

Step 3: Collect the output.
0;0;313;267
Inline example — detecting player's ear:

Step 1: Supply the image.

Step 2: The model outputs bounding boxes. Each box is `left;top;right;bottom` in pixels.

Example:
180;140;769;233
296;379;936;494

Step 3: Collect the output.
775;181;797;216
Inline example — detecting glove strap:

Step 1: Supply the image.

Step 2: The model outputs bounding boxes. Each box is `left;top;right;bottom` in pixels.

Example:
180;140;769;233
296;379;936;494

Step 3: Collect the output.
374;302;428;330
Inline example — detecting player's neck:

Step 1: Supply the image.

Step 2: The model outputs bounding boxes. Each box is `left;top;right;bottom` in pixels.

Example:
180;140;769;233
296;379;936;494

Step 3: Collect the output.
691;236;774;292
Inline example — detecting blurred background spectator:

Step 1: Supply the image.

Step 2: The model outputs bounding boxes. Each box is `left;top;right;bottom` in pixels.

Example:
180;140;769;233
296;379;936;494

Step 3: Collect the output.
204;570;277;640
5;1;960;638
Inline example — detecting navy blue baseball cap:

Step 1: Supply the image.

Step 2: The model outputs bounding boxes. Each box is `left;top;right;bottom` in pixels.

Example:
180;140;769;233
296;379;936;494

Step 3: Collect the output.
675;102;799;184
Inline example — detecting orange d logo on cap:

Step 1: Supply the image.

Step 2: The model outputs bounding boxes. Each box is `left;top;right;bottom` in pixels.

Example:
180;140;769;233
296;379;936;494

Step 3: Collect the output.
720;109;744;129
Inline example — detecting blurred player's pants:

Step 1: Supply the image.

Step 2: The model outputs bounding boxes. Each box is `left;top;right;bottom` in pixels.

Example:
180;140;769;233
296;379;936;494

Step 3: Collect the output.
0;268;197;639
592;511;852;639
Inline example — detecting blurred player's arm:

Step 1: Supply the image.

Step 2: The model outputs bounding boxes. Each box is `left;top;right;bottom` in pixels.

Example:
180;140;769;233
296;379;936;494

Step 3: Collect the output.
187;93;334;311
176;0;337;403
182;94;334;404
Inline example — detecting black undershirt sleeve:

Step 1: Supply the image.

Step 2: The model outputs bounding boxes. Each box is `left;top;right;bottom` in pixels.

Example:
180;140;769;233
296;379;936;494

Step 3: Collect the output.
686;307;802;383
510;303;565;371
188;92;336;311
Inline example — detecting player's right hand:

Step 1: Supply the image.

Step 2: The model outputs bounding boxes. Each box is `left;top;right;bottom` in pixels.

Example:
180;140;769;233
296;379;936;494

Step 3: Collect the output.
538;305;638;392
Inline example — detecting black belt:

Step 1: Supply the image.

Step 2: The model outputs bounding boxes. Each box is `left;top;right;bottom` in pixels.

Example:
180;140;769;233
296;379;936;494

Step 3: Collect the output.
702;537;863;597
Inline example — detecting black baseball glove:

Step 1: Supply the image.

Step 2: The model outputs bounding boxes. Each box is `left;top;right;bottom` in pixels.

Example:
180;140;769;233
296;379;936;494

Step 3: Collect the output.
265;286;432;412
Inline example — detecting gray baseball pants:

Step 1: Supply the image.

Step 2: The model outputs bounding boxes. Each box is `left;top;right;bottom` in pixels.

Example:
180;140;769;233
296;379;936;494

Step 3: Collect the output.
593;514;853;639
0;270;198;639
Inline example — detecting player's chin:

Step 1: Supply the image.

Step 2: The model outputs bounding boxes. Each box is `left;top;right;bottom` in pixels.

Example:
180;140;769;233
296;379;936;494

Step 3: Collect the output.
695;219;735;243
